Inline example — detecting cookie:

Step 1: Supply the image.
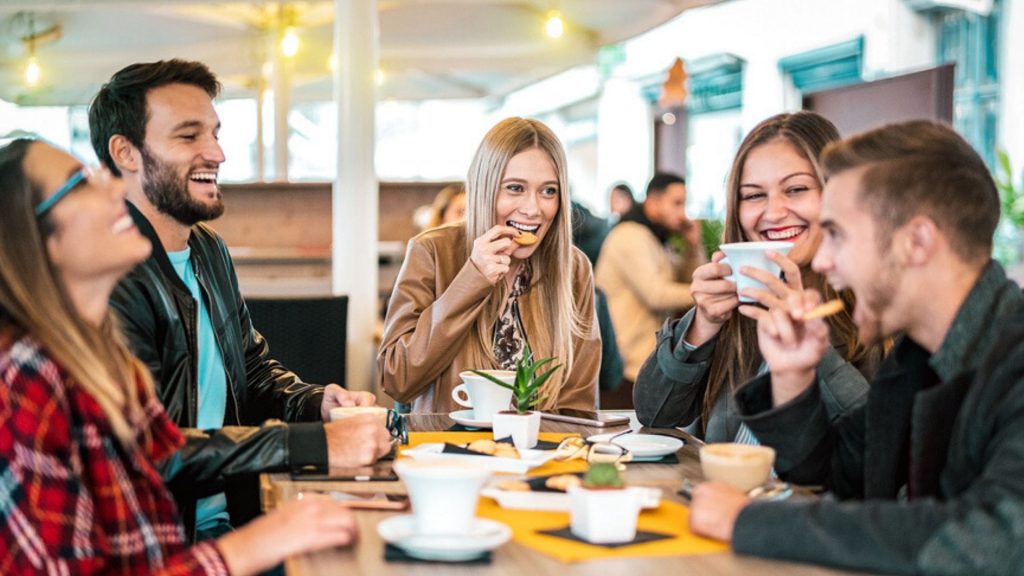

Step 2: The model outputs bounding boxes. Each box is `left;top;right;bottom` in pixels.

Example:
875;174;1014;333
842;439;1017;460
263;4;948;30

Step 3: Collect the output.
545;474;582;492
514;232;538;246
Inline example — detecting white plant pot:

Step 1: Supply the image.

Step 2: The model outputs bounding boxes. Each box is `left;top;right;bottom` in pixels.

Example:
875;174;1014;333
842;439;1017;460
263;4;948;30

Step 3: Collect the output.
568;485;641;544
491;410;540;450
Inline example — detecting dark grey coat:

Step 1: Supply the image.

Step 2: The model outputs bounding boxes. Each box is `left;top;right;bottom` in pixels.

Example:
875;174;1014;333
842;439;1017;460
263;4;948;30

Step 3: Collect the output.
733;262;1024;575
633;308;869;442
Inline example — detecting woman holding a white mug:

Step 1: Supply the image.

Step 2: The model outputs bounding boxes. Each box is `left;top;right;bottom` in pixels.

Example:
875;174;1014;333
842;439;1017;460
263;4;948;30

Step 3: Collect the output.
379;118;601;414
634;112;882;442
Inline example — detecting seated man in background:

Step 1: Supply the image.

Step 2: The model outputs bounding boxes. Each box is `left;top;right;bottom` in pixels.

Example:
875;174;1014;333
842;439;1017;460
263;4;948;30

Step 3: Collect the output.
596;173;704;398
89;59;392;540
689;120;1024;575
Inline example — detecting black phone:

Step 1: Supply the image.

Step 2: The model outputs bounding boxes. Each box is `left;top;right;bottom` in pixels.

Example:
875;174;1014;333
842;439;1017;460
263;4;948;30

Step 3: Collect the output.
290;461;398;482
540;409;630;427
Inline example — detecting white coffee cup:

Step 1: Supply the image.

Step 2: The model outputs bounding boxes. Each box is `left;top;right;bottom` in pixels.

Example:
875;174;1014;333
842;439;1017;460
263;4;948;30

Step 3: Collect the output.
452;370;514;421
329;405;389;424
700;443;776;492
719;241;794;303
394;459;492;535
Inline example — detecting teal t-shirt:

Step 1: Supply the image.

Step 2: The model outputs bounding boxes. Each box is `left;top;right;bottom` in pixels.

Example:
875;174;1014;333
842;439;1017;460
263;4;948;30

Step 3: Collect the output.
167;247;230;532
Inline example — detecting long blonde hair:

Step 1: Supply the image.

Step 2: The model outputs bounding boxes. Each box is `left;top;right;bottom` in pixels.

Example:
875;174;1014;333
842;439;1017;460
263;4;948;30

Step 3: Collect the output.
0;139;152;446
702;112;872;431
462;118;589;408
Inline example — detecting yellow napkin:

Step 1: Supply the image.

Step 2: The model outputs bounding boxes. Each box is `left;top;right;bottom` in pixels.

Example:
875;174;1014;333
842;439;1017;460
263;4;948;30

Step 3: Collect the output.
400;431;589;475
476;498;727;562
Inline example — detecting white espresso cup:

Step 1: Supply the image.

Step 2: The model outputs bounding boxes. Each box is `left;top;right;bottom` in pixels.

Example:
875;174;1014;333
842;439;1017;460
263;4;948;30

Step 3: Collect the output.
394;459;492;535
452;370;514;421
329;405;389;424
719;241;794;303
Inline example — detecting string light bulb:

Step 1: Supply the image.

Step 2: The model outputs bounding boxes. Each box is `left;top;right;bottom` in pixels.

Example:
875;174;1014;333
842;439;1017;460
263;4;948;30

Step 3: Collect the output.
545;11;564;38
328;53;337;71
24;56;40;86
280;26;300;57
376;68;385;85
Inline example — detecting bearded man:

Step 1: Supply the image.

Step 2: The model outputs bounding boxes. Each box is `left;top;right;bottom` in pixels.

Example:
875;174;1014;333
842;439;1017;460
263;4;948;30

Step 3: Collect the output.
89;60;391;541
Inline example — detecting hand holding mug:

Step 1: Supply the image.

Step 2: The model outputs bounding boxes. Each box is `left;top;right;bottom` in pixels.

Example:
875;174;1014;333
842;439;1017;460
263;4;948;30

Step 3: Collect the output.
687;252;741;345
470;225;519;284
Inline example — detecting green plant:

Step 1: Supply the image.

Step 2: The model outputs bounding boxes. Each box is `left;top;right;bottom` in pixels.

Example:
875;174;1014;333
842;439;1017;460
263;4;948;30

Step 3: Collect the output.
471;343;560;414
997;150;1024;230
582;463;624;489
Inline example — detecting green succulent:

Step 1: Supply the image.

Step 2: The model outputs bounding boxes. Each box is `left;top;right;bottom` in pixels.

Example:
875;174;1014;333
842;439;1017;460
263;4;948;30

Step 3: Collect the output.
997;150;1024;230
471;343;560;414
583;462;624;489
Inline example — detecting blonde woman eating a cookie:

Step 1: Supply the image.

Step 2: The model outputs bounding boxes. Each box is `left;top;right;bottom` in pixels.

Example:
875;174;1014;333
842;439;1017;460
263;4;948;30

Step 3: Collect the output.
379;117;600;413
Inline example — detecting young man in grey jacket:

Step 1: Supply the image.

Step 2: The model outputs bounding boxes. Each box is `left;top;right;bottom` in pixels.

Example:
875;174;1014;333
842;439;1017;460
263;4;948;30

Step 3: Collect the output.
689;120;1024;575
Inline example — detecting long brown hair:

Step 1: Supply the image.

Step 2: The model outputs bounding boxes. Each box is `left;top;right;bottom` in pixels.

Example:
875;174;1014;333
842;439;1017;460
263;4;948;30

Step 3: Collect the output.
462;118;590;408
701;112;871;431
0;139;152;446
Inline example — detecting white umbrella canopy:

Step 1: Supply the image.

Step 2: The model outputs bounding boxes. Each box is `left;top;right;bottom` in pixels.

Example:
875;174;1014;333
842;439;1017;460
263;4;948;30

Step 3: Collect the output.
0;0;719;106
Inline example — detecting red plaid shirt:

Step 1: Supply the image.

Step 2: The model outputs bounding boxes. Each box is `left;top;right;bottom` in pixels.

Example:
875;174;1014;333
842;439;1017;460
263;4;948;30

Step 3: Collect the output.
0;328;230;576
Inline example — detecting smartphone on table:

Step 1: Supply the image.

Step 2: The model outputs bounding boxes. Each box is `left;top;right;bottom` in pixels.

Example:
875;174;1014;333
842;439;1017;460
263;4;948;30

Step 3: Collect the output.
540;409;630;427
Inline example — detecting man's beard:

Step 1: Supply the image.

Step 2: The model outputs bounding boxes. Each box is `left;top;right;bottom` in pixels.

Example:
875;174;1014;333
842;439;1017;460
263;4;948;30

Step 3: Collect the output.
856;252;899;348
141;146;224;225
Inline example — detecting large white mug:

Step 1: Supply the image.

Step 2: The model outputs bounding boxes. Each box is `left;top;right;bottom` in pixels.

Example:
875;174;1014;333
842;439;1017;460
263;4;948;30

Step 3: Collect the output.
451;370;514;421
719;241;794;303
394;459;492;535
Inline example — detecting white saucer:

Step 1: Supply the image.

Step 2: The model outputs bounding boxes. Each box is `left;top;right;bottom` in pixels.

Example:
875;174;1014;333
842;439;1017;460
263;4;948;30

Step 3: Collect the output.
377;514;511;561
587;432;684;459
449;409;492;429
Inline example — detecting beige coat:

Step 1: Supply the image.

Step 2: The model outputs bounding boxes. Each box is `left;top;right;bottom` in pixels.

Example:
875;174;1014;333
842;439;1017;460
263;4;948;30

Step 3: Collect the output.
378;225;600;413
595;221;702;381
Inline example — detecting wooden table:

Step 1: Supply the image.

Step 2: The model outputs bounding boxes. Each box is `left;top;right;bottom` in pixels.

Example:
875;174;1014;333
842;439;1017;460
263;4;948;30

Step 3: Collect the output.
261;413;860;576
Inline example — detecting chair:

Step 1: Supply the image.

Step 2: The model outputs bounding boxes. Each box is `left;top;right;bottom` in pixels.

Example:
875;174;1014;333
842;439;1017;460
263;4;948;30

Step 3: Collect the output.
245;295;348;387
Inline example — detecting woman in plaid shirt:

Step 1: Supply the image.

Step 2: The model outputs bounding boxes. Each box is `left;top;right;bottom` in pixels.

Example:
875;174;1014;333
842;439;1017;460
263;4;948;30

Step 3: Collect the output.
0;139;360;575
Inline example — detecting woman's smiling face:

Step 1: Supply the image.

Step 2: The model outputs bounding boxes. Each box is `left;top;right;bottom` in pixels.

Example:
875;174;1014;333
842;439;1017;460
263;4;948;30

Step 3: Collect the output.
494;147;560;260
737;138;823;266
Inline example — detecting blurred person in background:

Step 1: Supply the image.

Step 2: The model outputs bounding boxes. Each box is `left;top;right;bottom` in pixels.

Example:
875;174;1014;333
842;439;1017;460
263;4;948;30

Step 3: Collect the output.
608;181;636;224
596;172;705;405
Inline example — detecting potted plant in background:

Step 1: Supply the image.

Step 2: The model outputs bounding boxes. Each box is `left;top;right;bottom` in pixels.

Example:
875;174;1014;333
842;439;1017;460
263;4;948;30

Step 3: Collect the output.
472;344;559;450
995;150;1024;283
568;463;641;544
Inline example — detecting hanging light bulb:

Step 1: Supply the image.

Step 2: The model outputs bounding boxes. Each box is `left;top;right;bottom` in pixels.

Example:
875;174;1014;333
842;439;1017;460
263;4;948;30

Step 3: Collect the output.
376;68;385;85
24;55;40;86
328;52;337;71
545;11;564;38
280;26;300;57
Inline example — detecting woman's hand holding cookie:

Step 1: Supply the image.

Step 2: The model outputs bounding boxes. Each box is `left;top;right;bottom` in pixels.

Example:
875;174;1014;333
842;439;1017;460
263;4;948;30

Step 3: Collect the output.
470;225;519;284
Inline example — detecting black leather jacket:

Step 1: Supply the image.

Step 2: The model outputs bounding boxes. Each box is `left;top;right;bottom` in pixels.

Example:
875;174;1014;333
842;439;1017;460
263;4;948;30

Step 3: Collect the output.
110;203;329;539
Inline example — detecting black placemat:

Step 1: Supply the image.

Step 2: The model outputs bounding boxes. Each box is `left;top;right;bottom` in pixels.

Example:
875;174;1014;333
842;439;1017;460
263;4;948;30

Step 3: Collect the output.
536;526;674;548
384;543;492;564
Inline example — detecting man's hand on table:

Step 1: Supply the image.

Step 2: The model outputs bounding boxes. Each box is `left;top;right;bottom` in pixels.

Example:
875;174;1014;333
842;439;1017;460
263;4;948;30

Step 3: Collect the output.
688;481;750;542
324;414;393;468
320;384;377;421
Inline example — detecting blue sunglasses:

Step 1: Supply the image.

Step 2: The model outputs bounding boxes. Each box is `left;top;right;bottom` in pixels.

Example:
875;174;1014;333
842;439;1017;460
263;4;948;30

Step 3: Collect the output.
35;168;88;217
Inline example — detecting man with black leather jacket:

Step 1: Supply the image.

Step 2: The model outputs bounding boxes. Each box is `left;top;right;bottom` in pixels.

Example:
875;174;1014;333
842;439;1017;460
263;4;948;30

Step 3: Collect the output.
89;59;393;541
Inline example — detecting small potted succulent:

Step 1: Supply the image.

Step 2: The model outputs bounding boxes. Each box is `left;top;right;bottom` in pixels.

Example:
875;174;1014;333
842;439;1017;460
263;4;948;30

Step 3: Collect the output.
568;463;642;544
472;343;559;450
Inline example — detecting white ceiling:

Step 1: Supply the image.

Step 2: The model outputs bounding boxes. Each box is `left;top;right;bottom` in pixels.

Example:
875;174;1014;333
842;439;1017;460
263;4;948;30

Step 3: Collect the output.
0;0;720;106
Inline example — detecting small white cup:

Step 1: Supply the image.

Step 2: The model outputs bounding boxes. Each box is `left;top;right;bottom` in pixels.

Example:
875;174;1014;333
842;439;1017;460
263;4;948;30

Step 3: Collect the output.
452;370;514;421
700;443;776;492
329;405;389;424
719;241;794;303
394;459;492;535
